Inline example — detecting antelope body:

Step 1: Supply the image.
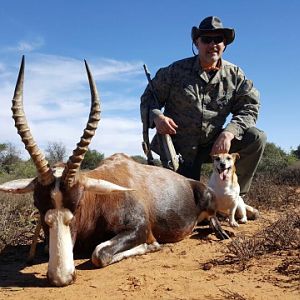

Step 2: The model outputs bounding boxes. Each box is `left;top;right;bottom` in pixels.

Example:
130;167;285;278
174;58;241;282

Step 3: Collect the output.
0;57;221;287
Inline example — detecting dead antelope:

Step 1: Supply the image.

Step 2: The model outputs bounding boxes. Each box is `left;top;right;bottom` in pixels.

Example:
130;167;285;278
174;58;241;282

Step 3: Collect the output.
0;57;226;287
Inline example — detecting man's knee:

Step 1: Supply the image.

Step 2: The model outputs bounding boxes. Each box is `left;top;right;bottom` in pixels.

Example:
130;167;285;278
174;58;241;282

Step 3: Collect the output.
243;127;267;148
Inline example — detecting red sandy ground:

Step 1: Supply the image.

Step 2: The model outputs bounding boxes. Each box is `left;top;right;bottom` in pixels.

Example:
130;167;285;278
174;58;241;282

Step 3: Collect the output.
0;210;299;300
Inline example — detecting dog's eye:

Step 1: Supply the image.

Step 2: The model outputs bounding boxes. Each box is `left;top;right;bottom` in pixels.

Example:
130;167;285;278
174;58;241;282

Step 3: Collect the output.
215;157;220;161
226;157;231;161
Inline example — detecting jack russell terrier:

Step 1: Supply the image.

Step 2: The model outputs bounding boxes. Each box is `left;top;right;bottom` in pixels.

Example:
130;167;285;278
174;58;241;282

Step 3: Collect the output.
208;153;259;227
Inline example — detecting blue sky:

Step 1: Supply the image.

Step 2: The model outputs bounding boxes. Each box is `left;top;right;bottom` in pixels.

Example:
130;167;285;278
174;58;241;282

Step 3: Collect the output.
0;0;299;159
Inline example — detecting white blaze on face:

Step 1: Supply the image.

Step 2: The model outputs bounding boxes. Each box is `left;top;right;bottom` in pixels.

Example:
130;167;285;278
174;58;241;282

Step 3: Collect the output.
45;208;75;286
212;154;234;181
44;167;76;286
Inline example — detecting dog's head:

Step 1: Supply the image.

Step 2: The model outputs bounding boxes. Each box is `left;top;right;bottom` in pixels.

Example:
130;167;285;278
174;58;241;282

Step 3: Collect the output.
211;153;240;181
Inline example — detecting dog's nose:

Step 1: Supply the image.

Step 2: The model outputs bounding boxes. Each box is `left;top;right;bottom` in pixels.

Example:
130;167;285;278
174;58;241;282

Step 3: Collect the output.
220;163;226;169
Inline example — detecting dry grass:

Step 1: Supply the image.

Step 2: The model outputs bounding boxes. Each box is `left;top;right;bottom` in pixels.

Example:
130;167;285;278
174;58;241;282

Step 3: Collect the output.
246;175;300;211
206;210;300;290
218;289;251;300
276;257;300;285
0;193;38;252
225;211;300;266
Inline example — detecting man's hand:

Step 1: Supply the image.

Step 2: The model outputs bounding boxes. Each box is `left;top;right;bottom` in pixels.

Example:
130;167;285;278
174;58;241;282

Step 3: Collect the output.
211;131;235;154
154;115;178;135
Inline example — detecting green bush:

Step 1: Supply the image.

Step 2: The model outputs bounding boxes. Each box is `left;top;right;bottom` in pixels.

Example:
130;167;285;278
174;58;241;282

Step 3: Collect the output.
131;155;147;164
0;143;22;174
291;145;300;159
81;149;105;170
257;142;298;174
11;160;37;178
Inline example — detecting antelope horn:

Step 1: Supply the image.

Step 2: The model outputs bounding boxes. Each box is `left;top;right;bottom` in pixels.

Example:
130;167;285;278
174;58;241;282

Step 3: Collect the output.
62;60;101;188
11;56;54;185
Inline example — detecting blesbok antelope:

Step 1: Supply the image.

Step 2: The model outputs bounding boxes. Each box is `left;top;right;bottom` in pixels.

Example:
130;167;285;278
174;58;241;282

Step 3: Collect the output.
0;57;227;287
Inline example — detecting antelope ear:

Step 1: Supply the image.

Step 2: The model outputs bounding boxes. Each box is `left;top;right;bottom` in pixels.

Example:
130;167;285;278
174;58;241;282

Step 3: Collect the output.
0;178;36;194
83;177;134;194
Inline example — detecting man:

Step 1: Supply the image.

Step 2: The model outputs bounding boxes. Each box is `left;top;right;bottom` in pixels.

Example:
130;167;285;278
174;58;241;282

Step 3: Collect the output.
140;16;266;197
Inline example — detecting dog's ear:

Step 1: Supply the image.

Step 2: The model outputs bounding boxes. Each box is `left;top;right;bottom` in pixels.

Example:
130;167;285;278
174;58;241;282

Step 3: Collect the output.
231;153;240;161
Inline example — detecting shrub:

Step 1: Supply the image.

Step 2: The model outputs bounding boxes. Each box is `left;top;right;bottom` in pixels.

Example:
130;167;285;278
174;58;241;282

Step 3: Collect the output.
275;161;300;186
11;159;37;178
257;142;297;174
0;143;22;174
131;155;147;164
45;141;67;166
81;149;104;170
0;193;37;253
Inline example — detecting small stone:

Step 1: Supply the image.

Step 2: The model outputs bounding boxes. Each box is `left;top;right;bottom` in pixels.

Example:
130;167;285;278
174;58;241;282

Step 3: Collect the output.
203;263;213;270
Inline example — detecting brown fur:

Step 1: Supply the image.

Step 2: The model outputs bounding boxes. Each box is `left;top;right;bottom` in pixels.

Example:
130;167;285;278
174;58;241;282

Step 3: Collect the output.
36;153;215;251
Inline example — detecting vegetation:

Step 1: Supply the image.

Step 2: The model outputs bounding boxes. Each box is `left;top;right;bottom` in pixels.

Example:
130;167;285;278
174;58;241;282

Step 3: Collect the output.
0;143;22;175
0;143;37;180
257;142;298;173
45;141;67;166
81;149;105;170
291;145;300;159
131;155;147;164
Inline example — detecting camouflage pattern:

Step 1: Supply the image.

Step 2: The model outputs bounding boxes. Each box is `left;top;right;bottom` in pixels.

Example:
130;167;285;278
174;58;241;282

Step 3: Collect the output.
140;56;260;164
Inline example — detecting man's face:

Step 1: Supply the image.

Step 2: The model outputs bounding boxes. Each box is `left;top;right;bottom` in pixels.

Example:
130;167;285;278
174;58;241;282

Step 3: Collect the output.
195;32;226;67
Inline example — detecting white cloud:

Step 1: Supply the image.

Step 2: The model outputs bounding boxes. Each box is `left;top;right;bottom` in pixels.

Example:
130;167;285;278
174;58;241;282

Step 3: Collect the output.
4;37;45;52
0;53;149;160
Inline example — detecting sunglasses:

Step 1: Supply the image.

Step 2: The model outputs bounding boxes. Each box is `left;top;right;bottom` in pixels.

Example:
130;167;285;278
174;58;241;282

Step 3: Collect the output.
200;36;224;44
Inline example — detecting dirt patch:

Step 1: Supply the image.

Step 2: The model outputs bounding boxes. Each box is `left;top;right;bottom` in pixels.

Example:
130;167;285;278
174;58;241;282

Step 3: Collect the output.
0;210;299;300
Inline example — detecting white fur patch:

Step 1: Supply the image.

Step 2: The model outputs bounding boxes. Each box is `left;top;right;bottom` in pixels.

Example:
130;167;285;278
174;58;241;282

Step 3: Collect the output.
45;208;75;286
51;168;64;209
53;166;64;178
94;241;113;254
209;153;247;227
111;242;161;264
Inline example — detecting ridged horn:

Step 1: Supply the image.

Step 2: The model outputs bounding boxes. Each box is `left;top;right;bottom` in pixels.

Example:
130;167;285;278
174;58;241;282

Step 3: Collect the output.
11;56;54;185
62;60;101;188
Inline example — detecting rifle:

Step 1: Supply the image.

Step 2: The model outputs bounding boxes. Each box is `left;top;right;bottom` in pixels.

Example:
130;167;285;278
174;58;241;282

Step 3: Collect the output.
141;86;155;166
142;64;181;171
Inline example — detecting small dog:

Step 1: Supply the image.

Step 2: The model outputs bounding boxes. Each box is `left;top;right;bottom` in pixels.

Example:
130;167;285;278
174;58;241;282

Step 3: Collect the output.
208;153;258;227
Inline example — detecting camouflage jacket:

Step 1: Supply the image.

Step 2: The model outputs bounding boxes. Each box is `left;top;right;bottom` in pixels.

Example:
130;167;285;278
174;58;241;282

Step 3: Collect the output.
140;56;260;164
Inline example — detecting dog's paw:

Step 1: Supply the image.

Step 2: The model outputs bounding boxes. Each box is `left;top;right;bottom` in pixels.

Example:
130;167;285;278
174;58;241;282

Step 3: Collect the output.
239;217;247;224
229;220;239;227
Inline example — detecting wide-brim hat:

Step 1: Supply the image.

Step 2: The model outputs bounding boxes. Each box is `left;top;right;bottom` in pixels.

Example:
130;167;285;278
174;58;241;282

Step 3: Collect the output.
191;16;235;45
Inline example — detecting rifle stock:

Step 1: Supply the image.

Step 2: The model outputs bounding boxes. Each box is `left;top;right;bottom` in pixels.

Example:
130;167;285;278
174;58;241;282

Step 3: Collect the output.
142;64;180;171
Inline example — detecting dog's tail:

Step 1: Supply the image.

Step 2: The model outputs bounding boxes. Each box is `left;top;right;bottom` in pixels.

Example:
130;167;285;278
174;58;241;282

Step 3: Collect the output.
245;205;260;220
